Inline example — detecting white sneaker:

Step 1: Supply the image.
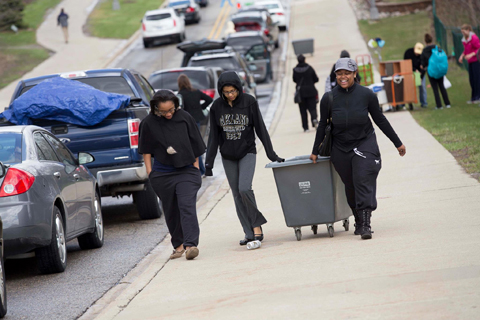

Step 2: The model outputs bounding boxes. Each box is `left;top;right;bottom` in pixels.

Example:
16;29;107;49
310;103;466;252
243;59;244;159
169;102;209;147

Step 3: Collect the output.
445;105;451;108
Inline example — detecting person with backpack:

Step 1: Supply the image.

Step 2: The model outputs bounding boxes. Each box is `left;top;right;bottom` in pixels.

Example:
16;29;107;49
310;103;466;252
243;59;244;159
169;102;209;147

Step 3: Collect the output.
293;54;319;132
310;58;406;240
420;33;451;110
458;24;480;104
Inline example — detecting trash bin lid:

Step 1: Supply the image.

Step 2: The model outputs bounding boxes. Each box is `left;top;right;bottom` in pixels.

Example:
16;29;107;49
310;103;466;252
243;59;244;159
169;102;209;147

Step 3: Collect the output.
265;155;330;168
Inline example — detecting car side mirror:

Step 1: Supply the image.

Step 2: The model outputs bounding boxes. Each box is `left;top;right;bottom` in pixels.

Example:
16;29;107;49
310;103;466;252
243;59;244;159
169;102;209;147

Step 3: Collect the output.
78;152;95;165
0;162;5;178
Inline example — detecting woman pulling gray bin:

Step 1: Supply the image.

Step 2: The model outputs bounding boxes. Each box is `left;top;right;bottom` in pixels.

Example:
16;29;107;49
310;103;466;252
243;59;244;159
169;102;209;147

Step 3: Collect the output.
265;155;350;240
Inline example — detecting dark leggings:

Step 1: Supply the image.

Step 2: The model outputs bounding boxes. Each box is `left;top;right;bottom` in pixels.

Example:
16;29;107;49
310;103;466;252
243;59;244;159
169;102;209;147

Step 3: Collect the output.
298;97;318;130
428;75;450;108
468;61;480;101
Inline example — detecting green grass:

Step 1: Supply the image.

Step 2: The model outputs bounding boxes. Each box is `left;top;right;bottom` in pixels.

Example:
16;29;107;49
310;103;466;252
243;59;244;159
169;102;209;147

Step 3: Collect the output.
87;0;164;39
358;12;480;181
0;0;60;89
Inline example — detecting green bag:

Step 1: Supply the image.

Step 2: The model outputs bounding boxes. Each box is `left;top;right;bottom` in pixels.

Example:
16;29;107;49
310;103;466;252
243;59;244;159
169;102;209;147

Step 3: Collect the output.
414;71;422;87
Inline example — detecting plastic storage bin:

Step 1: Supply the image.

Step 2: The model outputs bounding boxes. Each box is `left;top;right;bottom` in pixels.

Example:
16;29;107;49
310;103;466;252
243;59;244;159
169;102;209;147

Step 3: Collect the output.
291;38;314;56
265;155;351;240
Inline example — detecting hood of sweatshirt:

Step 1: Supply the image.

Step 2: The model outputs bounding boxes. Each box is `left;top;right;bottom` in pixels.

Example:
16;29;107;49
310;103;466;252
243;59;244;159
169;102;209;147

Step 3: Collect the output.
293;62;310;73
217;71;243;102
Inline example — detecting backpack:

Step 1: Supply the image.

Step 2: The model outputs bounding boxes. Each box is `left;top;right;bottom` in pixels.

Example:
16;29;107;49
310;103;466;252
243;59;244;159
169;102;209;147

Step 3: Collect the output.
428;46;448;79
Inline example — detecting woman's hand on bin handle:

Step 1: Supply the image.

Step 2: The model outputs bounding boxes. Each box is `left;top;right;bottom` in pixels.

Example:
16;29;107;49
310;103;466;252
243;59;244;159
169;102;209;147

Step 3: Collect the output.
310;154;318;163
205;168;213;176
397;145;406;157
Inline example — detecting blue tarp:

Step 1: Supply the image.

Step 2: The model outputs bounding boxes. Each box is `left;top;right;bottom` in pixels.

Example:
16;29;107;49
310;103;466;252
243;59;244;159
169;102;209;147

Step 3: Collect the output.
0;77;130;126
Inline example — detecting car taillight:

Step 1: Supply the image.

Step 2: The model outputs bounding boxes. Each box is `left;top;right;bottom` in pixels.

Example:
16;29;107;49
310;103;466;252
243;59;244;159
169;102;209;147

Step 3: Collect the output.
186;7;195;12
276;12;284;15
128;118;140;149
201;89;215;98
173;19;177;27
142;23;146;31
0;168;35;197
264;29;270;36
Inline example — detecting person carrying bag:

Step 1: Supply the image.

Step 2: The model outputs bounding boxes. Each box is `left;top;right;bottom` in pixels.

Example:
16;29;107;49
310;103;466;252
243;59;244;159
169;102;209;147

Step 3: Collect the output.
310;58;406;240
293;54;319;132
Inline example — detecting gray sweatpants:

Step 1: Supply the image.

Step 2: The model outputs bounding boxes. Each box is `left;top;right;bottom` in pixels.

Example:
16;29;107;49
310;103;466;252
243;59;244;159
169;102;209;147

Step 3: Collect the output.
222;153;267;239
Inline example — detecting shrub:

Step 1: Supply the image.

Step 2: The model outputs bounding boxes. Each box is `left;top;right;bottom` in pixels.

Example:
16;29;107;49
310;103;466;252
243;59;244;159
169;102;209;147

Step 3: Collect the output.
0;0;25;31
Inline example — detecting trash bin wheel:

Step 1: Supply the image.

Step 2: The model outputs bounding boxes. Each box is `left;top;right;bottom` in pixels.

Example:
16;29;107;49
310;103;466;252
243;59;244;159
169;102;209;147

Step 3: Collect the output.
343;219;349;231
311;225;318;235
295;228;302;241
327;225;334;237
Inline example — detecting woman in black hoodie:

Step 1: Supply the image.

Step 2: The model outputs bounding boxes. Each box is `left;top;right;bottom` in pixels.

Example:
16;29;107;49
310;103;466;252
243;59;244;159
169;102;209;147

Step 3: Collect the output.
205;71;284;246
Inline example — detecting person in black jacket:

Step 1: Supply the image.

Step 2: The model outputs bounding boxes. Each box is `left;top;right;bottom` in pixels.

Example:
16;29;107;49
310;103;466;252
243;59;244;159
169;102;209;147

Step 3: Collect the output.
404;42;428;109
293;54;319;132
205;71;284;246
420;33;451;109
177;74;213;176
310;58;406;240
139;90;206;260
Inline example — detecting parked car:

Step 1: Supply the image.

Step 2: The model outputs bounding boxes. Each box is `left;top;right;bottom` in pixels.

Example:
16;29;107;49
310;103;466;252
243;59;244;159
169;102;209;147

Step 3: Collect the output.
141;8;186;48
148;67;220;138
0;217;6;318
231;9;279;48
0;126;102;274
225;31;272;82
168;0;201;24
194;0;208;7
187;48;257;96
8;69;163;221
256;0;287;30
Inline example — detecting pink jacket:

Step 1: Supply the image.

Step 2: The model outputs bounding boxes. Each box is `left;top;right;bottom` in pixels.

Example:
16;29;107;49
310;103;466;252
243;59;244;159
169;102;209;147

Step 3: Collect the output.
462;32;480;63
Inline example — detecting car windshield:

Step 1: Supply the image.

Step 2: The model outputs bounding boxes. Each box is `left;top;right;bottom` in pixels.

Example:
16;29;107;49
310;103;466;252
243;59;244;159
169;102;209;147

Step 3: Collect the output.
261;3;279;9
226;37;264;52
189;58;238;70
149;71;210;90
0;133;22;164
145;13;171;21
19;76;135;97
169;1;190;7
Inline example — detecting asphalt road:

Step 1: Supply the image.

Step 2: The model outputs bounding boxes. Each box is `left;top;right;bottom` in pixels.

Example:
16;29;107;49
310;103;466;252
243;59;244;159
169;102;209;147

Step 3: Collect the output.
3;0;289;318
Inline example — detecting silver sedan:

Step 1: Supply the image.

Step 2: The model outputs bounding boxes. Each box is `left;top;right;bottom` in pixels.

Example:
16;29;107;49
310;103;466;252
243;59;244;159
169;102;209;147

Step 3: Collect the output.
0;126;103;274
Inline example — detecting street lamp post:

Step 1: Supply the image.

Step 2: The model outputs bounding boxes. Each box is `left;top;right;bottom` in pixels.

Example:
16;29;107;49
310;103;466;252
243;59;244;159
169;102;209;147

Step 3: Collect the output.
370;0;379;20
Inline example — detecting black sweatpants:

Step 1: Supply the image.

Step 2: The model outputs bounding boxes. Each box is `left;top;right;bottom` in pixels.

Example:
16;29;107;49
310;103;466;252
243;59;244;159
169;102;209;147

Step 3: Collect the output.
330;133;382;211
468;61;480;101
298;97;318;130
428;75;450;108
149;167;202;249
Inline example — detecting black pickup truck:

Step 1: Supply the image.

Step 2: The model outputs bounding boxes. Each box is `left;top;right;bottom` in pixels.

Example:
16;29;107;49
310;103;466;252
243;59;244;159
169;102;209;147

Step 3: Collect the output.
7;69;163;219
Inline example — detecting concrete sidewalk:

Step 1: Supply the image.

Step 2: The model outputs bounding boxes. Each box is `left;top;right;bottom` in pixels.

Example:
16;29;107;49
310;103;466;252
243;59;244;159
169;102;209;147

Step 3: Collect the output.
0;0;131;109
80;0;480;319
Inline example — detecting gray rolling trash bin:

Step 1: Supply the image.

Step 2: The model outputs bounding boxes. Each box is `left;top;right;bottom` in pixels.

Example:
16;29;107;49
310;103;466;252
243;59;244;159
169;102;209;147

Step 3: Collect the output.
291;38;314;56
265;155;351;241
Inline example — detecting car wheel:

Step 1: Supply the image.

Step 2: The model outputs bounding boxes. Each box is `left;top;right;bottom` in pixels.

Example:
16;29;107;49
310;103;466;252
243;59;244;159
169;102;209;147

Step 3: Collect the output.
78;191;104;250
36;207;67;274
177;32;185;43
275;40;279;49
133;181;163;220
0;227;7;319
143;39;151;48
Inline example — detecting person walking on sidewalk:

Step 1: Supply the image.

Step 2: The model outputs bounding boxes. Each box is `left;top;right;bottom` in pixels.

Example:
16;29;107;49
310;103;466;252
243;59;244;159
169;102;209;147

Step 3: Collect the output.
404;42;428;108
310;58;406;240
293;54;319;132
57;8;69;44
420;33;451;109
458;24;480;104
139;90;205;260
205;71;284;246
177;74;213;176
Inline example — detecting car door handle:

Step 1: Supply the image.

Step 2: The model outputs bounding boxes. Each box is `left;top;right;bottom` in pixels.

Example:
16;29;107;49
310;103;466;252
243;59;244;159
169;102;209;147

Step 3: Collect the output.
53;172;61;178
73;174;80;180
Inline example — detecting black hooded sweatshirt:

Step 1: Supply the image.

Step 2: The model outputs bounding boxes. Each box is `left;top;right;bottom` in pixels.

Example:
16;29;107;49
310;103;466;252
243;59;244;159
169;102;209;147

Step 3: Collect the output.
312;83;402;154
205;71;281;175
292;62;319;98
